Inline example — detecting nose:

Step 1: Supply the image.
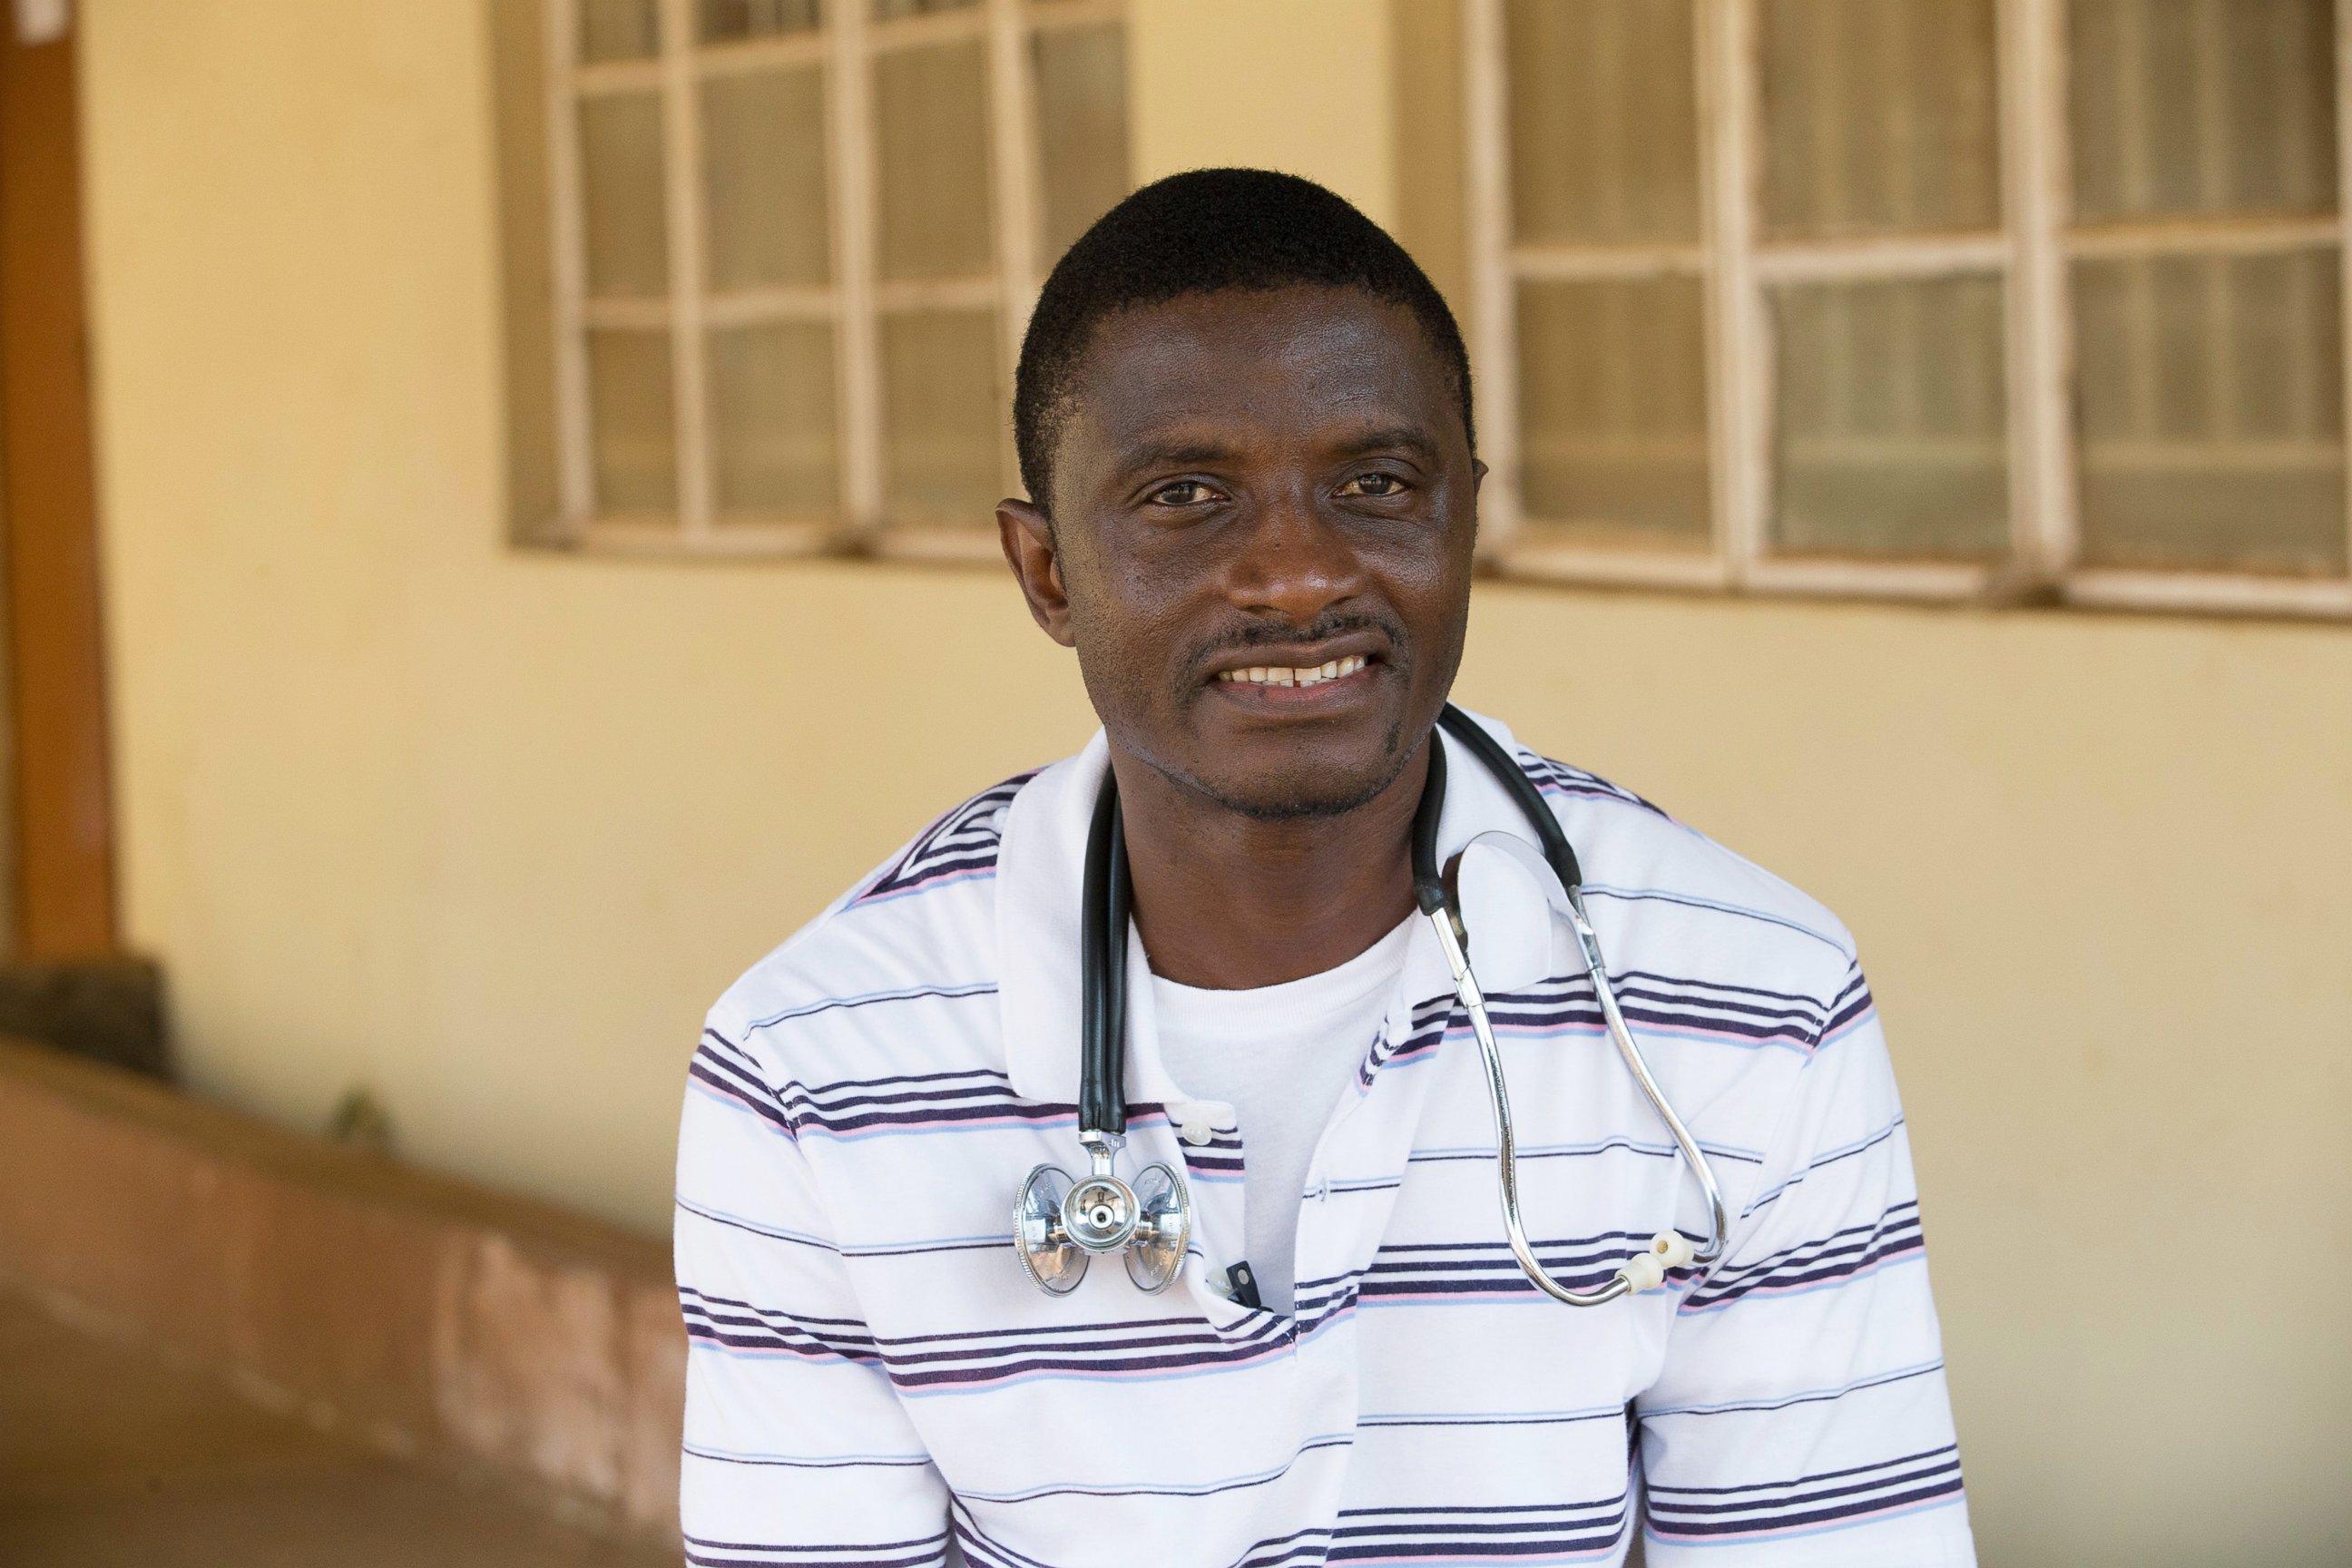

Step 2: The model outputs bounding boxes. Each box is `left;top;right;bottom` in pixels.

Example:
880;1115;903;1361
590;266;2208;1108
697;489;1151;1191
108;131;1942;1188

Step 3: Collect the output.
1229;477;1362;625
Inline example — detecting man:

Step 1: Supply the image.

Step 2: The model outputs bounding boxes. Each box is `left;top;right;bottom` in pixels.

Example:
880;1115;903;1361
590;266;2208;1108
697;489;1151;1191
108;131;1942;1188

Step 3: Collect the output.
676;170;1973;1566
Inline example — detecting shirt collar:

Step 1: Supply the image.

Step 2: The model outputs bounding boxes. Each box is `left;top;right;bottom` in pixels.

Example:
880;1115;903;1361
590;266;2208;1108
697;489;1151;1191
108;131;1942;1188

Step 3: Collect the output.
995;707;1557;1109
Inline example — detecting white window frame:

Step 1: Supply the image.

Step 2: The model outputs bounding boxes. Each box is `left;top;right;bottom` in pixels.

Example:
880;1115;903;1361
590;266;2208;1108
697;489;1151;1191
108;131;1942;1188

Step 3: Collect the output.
543;0;1123;558
1463;0;2352;619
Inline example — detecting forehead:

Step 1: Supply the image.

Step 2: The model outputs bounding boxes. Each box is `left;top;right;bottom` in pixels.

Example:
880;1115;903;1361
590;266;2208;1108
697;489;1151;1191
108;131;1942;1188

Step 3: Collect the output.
1055;286;1461;463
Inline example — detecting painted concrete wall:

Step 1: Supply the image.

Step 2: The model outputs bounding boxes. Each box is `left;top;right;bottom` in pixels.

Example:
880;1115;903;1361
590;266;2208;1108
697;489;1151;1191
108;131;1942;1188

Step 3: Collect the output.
1131;0;1396;228
78;2;2350;1563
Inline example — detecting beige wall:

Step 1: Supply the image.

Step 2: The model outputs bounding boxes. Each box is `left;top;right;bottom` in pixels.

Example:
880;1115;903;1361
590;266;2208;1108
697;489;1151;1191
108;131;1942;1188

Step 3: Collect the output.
79;3;2349;1563
1130;0;1396;228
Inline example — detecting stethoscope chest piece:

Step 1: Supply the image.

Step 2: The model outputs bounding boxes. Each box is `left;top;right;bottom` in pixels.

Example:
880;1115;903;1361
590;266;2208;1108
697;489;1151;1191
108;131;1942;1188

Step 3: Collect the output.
1013;1134;1192;1296
1120;1160;1191;1291
1013;1164;1087;1294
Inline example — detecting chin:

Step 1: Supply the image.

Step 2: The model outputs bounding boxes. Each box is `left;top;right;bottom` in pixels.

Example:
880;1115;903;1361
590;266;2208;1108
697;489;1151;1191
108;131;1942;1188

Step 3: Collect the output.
1188;743;1413;822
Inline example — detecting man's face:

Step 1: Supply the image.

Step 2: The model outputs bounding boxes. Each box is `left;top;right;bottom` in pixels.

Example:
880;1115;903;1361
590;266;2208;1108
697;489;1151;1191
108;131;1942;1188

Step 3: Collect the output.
1004;285;1479;819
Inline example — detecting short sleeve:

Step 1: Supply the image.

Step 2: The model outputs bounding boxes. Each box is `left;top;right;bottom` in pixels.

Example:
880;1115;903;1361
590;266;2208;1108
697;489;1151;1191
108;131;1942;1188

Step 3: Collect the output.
1635;966;1975;1567
675;1025;956;1567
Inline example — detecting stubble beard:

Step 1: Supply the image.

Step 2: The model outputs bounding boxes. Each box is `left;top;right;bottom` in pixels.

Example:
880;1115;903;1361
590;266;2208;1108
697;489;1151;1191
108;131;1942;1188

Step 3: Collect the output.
1153;709;1420;822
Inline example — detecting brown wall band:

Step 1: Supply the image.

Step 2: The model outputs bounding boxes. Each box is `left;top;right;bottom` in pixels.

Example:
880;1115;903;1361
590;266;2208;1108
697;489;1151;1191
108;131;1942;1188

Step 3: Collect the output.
0;20;119;958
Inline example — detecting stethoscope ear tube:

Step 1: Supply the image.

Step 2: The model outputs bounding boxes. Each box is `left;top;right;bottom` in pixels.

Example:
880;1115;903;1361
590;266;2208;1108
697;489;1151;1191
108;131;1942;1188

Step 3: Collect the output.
1426;704;1730;1303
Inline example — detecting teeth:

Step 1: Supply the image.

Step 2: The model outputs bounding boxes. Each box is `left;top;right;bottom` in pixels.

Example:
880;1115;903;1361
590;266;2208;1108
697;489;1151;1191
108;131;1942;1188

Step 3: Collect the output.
1219;654;1368;687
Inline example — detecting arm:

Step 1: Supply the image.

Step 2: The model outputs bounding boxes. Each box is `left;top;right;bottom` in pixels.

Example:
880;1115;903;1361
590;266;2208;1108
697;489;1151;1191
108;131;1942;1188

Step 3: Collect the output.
1636;965;1975;1567
675;1025;955;1566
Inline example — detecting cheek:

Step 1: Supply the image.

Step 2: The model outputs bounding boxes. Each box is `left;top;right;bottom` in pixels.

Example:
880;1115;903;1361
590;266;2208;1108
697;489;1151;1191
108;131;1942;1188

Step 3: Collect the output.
1065;562;1193;707
1080;546;1210;656
1374;531;1473;625
1370;549;1474;696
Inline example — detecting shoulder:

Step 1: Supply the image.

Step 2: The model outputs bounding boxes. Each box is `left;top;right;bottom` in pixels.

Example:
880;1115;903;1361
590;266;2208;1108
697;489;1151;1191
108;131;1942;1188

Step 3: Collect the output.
1514;740;1855;962
1479;746;1885;1183
1481;728;1867;1053
843;769;1036;909
701;769;1038;1083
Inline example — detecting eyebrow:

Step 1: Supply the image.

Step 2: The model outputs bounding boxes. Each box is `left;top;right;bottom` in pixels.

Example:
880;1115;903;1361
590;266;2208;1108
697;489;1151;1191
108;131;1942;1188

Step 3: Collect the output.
1118;437;1240;473
1113;424;1440;477
1328;425;1440;462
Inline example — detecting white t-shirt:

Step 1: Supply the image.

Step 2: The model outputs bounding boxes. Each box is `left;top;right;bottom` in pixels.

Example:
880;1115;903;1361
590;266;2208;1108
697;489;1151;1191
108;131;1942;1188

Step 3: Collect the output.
1150;916;1416;1314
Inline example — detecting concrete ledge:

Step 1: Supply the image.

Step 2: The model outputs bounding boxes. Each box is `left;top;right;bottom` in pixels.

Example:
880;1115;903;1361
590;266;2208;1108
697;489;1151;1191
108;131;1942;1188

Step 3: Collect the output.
0;1036;681;1540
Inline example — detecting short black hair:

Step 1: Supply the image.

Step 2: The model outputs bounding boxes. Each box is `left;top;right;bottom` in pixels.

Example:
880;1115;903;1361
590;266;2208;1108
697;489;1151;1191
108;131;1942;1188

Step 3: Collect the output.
1013;168;1474;514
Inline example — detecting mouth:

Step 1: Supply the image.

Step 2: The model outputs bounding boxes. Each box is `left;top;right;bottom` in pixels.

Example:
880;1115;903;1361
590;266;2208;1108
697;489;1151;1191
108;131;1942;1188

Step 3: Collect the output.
1199;636;1392;719
1212;653;1371;691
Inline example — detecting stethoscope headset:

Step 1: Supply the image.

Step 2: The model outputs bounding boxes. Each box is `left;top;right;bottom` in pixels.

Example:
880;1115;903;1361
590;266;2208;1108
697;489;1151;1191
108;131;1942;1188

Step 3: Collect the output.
1013;703;1731;1305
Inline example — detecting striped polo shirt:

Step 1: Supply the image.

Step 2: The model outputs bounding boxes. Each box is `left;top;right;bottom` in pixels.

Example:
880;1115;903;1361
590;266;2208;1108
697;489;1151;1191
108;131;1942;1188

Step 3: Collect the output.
674;710;1975;1566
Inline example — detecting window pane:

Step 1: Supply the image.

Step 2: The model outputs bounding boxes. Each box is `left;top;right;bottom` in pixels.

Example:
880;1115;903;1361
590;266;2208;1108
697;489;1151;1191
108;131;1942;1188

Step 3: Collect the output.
880;309;1004;524
580;0;660;62
1771;275;2009;559
2071;0;2338;222
703;67;830;290
701;0;822;43
2074;249;2346;573
1761;0;2002;238
579;92;670;297
1507;0;1700;245
1034;23;1130;259
587;328;678;514
874;41;995;279
710;322;838;519
1517;278;1711;544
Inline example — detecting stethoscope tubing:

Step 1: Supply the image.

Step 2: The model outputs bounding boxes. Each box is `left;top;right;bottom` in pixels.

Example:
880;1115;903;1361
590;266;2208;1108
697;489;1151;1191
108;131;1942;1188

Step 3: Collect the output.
1026;703;1733;1305
1078;779;1131;1143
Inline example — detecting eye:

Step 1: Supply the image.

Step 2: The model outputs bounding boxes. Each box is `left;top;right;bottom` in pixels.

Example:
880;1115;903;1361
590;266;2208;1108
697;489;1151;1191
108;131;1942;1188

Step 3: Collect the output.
1338;471;1408;498
1147;479;1221;506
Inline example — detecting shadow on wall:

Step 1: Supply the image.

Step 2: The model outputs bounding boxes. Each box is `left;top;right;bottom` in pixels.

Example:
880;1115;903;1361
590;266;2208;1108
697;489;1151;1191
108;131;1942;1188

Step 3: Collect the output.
0;956;168;1078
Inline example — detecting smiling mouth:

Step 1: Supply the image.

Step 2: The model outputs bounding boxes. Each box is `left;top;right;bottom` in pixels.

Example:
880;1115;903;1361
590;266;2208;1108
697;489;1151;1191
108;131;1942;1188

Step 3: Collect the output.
1213;654;1370;690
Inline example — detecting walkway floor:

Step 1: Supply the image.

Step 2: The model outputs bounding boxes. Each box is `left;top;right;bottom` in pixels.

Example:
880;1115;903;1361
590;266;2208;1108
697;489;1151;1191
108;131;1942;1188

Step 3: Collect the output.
0;1288;675;1567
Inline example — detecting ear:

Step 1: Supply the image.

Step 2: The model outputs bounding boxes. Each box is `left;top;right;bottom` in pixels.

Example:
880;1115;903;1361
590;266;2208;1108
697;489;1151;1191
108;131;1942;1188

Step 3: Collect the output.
996;497;1077;647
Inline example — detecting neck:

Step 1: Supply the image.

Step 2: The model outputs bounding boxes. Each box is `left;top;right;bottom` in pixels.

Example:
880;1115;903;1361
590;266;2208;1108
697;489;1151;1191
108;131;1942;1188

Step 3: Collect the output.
1110;739;1430;990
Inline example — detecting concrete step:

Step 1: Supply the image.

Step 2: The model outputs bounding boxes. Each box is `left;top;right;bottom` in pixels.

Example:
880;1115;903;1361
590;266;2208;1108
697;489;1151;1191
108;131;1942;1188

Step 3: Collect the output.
0;1036;682;1547
0;1287;673;1566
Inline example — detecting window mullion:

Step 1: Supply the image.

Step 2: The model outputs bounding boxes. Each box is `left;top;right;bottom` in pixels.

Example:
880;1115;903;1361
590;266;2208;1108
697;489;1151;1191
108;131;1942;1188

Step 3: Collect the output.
1462;0;1523;562
544;0;593;535
2002;0;2077;581
2338;0;2352;582
831;0;885;539
986;0;1041;396
657;0;712;537
1699;0;1765;583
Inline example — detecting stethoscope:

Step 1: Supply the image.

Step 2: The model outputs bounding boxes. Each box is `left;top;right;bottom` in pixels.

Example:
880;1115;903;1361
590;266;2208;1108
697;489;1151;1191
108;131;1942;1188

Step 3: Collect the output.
1012;704;1731;1304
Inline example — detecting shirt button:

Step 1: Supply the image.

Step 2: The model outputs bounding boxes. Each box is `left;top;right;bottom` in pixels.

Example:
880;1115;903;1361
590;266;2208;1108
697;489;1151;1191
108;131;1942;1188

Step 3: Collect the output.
1180;1121;1214;1147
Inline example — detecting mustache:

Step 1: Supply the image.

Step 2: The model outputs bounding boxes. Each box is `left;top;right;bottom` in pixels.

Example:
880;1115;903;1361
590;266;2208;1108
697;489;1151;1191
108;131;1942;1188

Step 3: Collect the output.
1180;608;1410;684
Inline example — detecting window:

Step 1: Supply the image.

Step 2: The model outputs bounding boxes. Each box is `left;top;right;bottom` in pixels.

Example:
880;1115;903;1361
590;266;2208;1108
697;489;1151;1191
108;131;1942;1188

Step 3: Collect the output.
1461;0;2352;616
535;0;1129;555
